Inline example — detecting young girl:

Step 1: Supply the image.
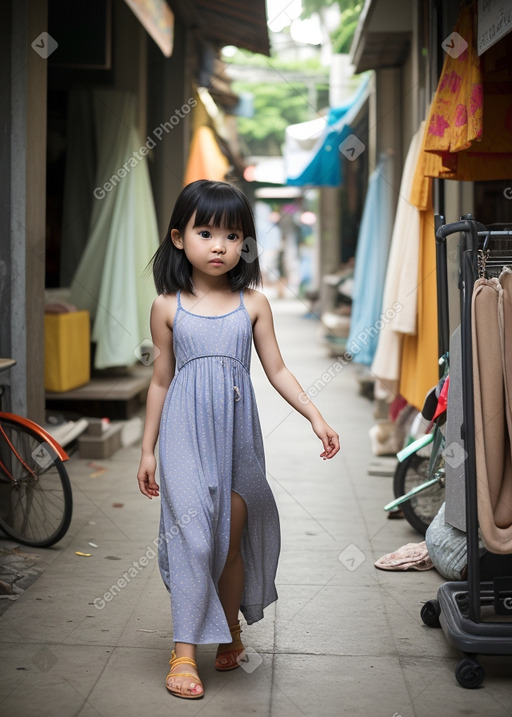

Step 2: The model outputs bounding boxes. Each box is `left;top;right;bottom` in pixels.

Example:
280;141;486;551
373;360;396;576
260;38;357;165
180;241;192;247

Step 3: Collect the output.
137;179;339;700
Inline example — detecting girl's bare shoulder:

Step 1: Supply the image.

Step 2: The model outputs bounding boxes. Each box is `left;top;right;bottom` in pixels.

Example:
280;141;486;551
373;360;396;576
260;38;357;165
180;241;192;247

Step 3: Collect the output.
243;288;271;323
151;292;179;329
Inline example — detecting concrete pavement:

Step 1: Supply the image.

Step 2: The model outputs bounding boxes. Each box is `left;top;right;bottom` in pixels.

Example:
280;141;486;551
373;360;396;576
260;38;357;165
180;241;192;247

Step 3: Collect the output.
1;297;512;716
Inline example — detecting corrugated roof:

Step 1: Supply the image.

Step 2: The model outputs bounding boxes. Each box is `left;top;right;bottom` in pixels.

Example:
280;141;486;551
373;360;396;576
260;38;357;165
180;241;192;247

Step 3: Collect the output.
171;0;270;56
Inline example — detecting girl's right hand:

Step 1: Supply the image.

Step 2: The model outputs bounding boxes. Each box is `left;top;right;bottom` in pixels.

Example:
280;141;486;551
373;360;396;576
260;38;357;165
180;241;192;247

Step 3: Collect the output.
311;418;340;460
137;454;160;499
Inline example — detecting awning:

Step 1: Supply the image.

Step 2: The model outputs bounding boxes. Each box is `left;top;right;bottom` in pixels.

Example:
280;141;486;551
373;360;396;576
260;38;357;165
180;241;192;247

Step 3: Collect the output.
283;116;327;182
124;0;270;58
284;76;371;187
349;0;412;74
245;156;286;185
171;0;271;56
124;0;174;57
255;186;303;199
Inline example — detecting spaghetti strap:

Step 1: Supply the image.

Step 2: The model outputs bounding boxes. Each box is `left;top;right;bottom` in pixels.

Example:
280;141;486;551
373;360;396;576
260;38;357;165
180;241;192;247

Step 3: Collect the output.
239;289;244;306
176;289;182;307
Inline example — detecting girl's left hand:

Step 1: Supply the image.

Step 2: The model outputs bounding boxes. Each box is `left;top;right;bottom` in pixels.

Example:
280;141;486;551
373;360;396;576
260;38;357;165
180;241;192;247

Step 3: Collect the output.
312;419;340;460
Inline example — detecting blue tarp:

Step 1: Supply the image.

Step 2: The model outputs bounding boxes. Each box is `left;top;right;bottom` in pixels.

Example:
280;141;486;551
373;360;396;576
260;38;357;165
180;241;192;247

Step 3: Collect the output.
286;76;370;187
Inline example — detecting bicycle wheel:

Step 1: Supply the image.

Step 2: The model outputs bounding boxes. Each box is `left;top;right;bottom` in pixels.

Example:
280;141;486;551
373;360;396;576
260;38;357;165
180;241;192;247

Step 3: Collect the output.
393;445;445;535
0;416;72;547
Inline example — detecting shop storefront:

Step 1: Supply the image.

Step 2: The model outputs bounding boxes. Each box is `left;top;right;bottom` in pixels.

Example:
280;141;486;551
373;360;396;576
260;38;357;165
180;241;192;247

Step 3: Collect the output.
0;0;269;420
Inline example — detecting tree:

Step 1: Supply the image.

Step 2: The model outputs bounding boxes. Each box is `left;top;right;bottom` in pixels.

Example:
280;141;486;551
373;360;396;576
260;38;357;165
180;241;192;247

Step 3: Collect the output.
301;0;363;54
223;0;363;157
226;51;329;156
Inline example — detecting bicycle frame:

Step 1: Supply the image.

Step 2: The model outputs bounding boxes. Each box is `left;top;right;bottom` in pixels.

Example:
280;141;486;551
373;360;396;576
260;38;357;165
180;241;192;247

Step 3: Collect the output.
0;412;69;462
384;477;440;511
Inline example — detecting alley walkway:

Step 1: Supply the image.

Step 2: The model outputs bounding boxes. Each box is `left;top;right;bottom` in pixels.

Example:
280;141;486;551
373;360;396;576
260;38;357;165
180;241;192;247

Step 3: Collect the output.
1;297;511;716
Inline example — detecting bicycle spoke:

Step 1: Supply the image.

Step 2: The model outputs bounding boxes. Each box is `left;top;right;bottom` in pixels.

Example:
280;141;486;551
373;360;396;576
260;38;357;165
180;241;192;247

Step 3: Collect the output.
0;418;72;546
393;443;445;535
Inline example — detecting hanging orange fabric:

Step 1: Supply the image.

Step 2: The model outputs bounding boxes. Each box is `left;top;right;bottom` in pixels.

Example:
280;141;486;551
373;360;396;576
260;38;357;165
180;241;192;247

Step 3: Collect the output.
184;126;229;185
399;123;438;411
398;205;438;410
400;1;512;407
423;0;512;180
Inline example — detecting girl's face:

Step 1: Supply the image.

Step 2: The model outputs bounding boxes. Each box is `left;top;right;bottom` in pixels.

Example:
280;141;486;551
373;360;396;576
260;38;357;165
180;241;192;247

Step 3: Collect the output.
171;212;244;279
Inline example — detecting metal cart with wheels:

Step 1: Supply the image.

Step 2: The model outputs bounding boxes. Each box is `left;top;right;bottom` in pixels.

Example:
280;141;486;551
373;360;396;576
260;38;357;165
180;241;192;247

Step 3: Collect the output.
421;216;512;689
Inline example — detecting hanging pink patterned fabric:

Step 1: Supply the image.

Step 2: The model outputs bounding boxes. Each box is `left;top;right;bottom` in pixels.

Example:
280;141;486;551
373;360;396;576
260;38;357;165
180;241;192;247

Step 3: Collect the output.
425;4;482;154
423;0;512;180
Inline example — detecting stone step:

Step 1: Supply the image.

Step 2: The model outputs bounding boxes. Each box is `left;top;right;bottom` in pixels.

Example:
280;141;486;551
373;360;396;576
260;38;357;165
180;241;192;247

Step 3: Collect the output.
78;422;124;460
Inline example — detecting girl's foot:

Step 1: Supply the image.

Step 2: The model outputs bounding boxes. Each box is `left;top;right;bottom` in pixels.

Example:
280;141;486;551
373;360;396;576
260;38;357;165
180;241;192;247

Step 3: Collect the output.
166;649;204;699
215;622;247;671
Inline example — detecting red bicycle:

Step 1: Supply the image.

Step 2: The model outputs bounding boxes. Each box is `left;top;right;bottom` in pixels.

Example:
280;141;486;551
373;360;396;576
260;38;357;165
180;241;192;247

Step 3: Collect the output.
0;359;72;547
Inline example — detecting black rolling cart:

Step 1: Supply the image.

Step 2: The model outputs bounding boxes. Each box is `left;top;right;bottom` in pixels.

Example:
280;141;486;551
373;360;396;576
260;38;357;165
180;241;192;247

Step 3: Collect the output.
421;216;512;689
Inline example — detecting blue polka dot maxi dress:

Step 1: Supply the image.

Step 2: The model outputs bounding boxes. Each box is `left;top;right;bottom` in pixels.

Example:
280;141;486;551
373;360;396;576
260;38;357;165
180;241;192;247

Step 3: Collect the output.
158;289;281;645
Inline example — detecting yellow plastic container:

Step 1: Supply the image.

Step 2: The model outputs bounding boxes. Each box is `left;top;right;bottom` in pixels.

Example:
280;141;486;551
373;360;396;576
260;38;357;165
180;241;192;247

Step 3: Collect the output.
44;311;90;392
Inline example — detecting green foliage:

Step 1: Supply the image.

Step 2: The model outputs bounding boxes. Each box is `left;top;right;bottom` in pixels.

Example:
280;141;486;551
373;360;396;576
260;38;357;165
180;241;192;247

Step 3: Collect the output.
331;2;363;53
222;0;363;156
232;79;320;155
301;0;363;54
302;0;360;16
226;50;329;156
224;47;325;73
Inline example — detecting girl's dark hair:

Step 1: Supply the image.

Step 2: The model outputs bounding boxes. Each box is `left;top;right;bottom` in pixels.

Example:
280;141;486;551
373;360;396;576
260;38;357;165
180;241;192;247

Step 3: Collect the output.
152;180;262;294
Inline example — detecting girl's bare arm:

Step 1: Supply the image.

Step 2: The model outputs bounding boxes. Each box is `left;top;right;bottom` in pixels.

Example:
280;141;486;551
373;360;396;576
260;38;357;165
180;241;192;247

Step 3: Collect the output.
137;295;176;497
250;291;340;459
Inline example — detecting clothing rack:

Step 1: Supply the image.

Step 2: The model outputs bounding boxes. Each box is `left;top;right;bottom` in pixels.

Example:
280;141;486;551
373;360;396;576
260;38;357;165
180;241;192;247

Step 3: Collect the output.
423;215;512;689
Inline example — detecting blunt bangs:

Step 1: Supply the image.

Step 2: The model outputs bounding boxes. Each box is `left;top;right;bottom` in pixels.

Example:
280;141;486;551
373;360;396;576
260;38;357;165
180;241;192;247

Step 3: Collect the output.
152;180;261;295
191;184;254;237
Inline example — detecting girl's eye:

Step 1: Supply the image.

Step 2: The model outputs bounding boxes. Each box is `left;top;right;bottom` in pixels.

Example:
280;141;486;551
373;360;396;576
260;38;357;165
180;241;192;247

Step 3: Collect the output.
227;233;240;241
199;230;211;239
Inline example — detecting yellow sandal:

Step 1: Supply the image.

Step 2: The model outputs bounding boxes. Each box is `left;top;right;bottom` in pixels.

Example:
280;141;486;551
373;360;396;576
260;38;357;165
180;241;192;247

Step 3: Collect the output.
166;649;204;699
215;622;247;671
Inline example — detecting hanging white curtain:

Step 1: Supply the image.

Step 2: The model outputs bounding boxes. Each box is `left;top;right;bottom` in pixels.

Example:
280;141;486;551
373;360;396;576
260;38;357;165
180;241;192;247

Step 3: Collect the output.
69;90;158;369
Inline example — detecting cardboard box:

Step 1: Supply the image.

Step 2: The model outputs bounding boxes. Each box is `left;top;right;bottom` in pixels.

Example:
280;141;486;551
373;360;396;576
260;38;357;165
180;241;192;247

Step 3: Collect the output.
44;311;90;392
